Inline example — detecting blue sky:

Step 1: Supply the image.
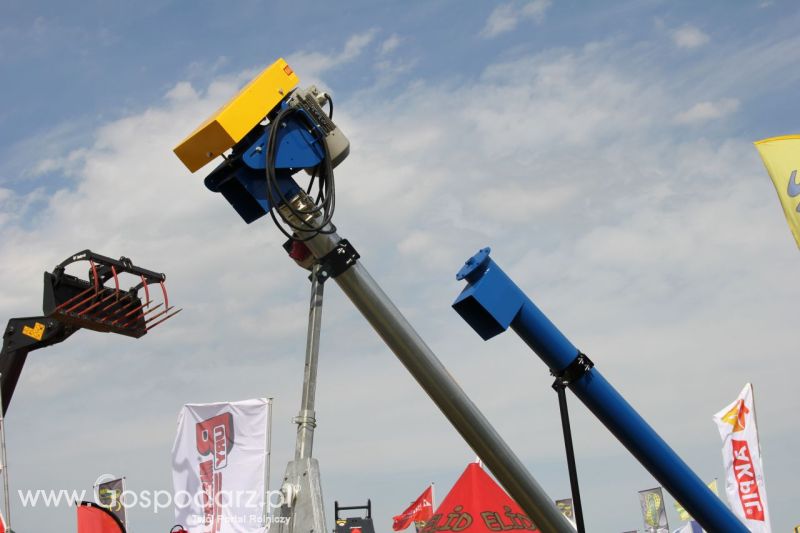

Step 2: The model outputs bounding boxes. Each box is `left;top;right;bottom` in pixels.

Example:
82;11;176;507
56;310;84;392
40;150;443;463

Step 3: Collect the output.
2;0;800;531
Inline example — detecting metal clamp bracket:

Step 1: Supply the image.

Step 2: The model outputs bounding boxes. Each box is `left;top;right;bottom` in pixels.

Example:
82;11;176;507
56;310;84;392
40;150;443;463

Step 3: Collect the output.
551;352;593;390
315;239;359;283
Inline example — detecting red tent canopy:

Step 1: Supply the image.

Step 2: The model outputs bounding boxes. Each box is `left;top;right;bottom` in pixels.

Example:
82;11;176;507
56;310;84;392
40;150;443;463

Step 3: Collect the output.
76;501;126;533
420;462;540;533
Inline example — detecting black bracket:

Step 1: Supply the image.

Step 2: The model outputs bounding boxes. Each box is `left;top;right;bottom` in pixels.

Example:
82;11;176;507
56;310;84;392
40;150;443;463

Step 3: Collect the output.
335;499;372;520
315;239;360;283
2;317;78;413
551;352;593;390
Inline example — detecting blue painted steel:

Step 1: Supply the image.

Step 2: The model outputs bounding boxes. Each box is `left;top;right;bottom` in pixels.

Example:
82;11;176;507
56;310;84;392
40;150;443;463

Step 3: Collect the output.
453;248;748;533
202;107;324;224
242;117;325;170
454;247;525;341
204;164;300;224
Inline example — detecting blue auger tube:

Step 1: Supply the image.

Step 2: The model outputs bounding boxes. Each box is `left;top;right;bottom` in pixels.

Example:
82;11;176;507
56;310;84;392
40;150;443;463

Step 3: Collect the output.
452;247;747;533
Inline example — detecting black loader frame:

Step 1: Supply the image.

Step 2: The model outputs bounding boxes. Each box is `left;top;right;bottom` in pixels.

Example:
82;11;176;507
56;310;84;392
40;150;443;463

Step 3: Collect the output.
1;250;180;413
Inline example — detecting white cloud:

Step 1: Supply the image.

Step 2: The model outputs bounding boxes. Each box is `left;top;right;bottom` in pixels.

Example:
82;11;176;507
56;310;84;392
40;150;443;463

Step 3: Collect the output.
672;24;710;49
374;34;414;84
471;184;578;222
342;31;377;61
380;34;402;55
287;29;378;80
675;97;740;124
481;0;552;38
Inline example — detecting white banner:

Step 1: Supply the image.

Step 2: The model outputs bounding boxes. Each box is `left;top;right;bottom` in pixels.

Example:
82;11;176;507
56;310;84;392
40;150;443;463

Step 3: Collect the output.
172;398;269;533
712;383;771;532
638;486;669;533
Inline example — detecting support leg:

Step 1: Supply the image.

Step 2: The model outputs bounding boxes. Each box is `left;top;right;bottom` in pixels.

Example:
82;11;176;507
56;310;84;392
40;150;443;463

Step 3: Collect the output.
553;381;584;532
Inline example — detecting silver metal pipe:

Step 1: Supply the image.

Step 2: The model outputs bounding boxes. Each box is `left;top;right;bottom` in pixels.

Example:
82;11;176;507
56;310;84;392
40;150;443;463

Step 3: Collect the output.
295;264;324;460
0;373;10;528
265;396;274;525
278;194;572;532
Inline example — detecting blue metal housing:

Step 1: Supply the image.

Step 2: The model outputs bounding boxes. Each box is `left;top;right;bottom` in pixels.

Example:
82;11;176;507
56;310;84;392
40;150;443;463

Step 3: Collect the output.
453;247;747;533
242;117;326;171
203;106;324;224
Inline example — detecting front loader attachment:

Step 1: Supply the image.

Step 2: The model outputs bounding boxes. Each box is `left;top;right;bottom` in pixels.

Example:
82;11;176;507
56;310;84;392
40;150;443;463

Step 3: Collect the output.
42;250;180;337
1;250;181;413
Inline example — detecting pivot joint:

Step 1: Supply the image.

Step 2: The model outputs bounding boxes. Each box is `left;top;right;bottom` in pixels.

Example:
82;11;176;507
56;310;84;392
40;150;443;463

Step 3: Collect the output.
315;240;359;283
551;352;593;390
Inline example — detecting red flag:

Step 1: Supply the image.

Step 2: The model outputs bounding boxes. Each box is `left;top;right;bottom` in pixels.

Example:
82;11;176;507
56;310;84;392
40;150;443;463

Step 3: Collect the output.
0;509;6;533
77;501;126;533
393;485;434;531
420;462;540;533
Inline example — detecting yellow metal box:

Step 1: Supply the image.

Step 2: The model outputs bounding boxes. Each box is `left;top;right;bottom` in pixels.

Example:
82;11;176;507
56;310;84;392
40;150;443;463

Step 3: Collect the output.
174;58;300;173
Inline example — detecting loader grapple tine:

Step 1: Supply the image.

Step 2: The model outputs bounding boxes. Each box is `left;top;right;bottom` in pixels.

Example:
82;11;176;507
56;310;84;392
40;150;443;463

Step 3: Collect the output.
159;280;169;310
144;306;174;325
76;290;118;317
64;289;102;314
111;265;120;293
118;302;164;330
89;259;99;292
101;297;139;324
111;299;154;325
53;286;94;312
42;250;180;338
146;308;183;331
141;302;164;318
99;292;136;315
141;275;150;304
98;299;140;325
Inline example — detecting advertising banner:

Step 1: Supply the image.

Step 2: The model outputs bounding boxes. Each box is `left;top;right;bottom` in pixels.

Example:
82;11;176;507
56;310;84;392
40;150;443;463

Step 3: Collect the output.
172;398;269;533
754;135;800;248
638;487;669;533
393;485;434;531
713;383;771;532
96;477;127;528
555;498;576;528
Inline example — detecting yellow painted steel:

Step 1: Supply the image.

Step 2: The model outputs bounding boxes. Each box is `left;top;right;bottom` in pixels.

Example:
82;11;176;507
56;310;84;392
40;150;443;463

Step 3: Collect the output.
22;322;45;341
174;58;300;173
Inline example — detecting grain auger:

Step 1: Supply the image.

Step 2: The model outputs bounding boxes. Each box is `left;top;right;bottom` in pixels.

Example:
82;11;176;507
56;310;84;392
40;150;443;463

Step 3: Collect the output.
173;58;575;532
1;249;181;413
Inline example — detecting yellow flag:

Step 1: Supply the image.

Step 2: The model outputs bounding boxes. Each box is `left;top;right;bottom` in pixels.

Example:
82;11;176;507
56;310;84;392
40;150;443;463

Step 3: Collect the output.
674;499;692;522
754;135;800;248
673;479;719;522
